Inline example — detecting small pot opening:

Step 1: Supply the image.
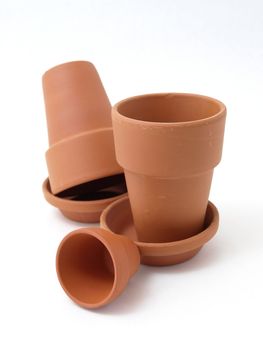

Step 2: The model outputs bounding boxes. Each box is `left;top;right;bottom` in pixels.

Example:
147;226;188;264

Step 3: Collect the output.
117;94;224;123
57;233;115;305
57;173;127;201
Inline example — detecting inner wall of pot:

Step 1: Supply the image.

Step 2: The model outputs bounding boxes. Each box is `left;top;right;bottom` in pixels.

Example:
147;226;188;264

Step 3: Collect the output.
117;94;223;123
57;233;115;305
57;173;127;201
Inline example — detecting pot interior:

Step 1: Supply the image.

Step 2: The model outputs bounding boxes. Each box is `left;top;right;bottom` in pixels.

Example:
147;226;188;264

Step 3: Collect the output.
117;94;223;123
57;233;115;305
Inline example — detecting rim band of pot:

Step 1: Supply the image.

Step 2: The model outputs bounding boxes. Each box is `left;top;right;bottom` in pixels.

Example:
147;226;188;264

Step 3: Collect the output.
46;127;122;194
112;93;226;178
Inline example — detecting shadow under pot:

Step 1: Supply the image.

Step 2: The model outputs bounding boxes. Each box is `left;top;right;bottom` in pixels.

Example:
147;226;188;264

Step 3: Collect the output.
42;174;127;223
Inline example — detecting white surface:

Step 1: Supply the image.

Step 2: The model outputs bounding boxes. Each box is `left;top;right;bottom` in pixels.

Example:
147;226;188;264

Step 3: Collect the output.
1;0;263;349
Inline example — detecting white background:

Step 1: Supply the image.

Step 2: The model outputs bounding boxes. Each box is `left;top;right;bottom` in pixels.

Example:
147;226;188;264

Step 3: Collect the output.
1;0;263;349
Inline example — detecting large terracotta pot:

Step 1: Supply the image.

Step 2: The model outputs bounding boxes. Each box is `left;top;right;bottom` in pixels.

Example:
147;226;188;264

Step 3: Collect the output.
112;93;226;243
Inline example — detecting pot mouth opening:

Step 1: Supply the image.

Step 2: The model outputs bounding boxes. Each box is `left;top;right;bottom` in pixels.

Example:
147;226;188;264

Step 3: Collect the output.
57;232;115;306
56;173;127;201
116;93;225;124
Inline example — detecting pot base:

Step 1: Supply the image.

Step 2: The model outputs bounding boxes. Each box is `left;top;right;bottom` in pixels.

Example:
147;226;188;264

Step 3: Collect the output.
100;196;219;266
43;178;127;223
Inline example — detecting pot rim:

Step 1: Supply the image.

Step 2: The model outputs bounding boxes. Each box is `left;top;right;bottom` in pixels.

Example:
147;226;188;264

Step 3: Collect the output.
113;92;226;127
45;127;122;194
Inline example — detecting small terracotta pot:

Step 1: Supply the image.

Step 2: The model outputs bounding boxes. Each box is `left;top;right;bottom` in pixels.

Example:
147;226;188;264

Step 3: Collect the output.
100;195;219;266
42;176;127;223
43;61;122;194
112;93;226;243
56;228;140;309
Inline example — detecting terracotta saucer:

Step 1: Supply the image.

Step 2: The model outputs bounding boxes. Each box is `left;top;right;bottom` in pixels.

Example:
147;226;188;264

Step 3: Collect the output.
42;175;127;223
100;195;219;266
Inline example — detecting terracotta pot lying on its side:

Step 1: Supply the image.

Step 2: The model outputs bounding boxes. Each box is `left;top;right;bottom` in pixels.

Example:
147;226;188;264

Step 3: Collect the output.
112;93;226;243
56;228;140;309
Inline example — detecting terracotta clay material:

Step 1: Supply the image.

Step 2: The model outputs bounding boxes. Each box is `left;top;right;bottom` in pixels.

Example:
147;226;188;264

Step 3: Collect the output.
100;195;219;266
42;175;127;223
56;227;140;309
43;60;122;195
112;93;226;243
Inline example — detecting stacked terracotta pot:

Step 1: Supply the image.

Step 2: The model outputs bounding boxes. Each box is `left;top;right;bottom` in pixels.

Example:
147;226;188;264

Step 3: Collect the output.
42;61;127;223
42;61;226;309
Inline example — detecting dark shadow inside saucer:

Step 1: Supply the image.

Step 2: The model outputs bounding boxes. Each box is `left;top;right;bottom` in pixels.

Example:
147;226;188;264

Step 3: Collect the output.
56;173;127;201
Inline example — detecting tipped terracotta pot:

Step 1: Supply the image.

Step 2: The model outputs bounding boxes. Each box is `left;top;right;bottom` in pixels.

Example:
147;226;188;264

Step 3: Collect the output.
112;93;226;243
101;195;219;266
42;175;127;223
56;228;140;309
43;60;122;195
